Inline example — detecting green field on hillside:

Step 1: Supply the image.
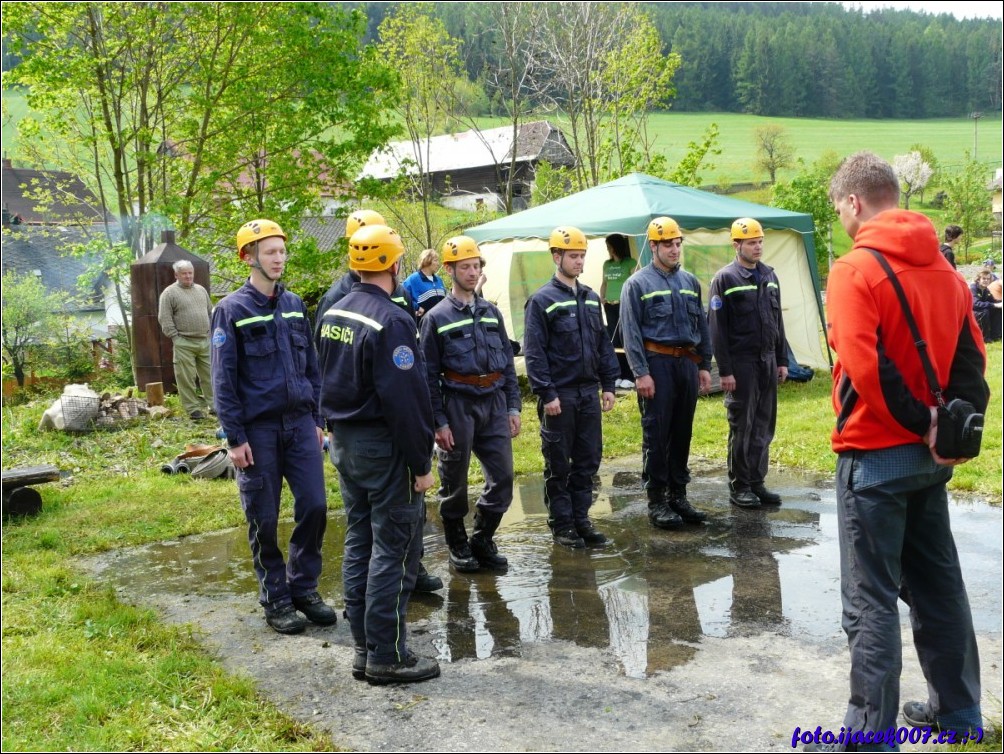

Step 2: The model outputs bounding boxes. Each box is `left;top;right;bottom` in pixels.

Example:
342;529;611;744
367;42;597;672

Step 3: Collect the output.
5;87;1000;187
642;111;1001;184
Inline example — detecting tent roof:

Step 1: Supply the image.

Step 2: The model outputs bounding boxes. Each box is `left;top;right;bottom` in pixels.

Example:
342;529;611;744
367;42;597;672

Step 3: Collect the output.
466;172;815;241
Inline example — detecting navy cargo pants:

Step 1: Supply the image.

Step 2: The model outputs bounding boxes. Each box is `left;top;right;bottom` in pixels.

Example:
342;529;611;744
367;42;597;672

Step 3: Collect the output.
331;421;422;665
237;412;327;610
724;355;777;494
639;353;698;493
538;385;602;532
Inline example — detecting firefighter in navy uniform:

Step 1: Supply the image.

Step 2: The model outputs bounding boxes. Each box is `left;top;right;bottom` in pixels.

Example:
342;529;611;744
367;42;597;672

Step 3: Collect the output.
313;209;414;345
619;217;712;531
523;226;620;548
420;236;521;572
708;218;788;509
312;209;441;594
211;219;336;636
316;224;440;685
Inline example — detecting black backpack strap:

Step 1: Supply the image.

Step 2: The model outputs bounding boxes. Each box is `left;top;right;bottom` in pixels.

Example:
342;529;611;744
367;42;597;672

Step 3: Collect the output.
864;248;946;408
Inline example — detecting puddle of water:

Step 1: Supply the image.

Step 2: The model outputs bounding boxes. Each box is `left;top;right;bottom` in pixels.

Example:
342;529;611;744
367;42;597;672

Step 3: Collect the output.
101;459;1002;679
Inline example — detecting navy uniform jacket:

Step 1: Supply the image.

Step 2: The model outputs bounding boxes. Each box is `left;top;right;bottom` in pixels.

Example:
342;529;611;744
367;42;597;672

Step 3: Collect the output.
707;259;788;377
211;280;323;448
314;271;414;347
523;276;620;404
316;282;434;477
419;294;521;430
619;264;713;377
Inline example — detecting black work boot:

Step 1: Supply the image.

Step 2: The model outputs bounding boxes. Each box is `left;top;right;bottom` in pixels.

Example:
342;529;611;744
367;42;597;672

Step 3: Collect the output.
647;488;684;530
366;651;441;685
442;517;480;572
751;483;782;506
730;489;761;509
414;562;444;593
575;519;609;546
352;645;368;681
264;603;306;635
470;510;508;570
291;592;338;626
667;489;708;524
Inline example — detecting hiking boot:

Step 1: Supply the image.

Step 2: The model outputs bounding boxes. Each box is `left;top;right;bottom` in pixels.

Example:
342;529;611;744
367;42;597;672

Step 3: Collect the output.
470;510;508;570
414;562;444;593
366;652;441;685
442;517;480;572
668;491;708;523
752;483;782;506
553;527;586;548
352;646;367;681
730;490;761;509
903;700;936;728
264;604;306;635
190;410;206;420
575;520;609;546
291;592;338;626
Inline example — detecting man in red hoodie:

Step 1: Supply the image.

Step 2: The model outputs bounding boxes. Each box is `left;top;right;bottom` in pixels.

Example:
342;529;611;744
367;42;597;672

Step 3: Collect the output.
815;152;988;750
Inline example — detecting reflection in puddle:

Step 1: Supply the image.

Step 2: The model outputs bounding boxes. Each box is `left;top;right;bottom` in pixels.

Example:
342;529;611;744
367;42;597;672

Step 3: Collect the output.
99;461;1002;679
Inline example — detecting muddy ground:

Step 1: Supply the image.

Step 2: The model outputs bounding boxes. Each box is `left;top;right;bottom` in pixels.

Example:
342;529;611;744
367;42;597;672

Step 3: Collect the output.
85;459;1002;752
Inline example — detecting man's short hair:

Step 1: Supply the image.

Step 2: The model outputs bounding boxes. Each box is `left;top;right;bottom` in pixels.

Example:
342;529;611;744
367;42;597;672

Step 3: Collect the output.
829;151;900;207
944;224;964;242
173;260;195;273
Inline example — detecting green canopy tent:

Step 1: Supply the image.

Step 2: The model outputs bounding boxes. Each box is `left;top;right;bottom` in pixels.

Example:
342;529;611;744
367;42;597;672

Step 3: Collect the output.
466;172;829;369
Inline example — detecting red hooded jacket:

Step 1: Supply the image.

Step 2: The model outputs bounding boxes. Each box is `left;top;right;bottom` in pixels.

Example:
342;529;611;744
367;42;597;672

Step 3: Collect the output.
827;209;988;453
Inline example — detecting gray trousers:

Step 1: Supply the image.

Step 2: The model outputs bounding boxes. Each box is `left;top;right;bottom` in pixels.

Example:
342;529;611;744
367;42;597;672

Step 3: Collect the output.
836;449;982;740
331;421;422;665
436;390;514;519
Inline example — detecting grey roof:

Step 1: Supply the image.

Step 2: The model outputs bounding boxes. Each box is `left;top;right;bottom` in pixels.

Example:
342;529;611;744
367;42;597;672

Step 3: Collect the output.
1;225;112;311
299;216;347;253
359;120;575;181
2;162;110;225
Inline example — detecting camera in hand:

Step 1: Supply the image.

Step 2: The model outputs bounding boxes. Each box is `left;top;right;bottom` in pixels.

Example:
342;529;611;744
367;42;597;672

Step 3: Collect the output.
935;398;984;459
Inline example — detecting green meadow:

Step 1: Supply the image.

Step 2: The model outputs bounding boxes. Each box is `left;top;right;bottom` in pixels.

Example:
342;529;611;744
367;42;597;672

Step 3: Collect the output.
5;87;1000;186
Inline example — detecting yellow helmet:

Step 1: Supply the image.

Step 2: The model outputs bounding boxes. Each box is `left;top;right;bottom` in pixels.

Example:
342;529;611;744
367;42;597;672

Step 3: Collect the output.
348;225;405;272
731;217;764;241
442;235;482;264
549;226;588;252
346;209;386;238
647;217;682;241
236;219;286;256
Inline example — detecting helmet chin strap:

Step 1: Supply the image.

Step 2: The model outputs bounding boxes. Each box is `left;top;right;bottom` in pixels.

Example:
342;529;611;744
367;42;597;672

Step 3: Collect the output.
251;241;281;283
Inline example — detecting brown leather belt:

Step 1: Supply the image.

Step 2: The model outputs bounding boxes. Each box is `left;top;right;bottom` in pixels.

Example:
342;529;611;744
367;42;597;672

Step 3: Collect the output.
444;369;502;388
644;340;702;365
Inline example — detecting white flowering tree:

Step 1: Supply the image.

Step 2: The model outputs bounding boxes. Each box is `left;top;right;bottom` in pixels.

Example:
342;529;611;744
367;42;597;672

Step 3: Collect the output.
892;151;934;210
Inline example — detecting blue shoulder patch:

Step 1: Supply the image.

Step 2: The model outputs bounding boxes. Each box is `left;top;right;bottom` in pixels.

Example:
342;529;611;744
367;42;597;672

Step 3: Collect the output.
710;295;723;311
392;345;415;370
212;327;227;347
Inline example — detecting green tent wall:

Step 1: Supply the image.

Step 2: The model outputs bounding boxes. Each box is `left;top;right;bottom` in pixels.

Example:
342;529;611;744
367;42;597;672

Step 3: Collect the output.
466;173;829;370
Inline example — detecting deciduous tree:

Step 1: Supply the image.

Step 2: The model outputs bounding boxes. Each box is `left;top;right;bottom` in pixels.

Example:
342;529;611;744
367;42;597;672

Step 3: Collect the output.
1;270;66;387
892;151;934;210
753;125;795;184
